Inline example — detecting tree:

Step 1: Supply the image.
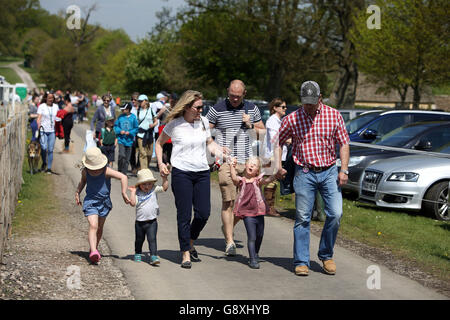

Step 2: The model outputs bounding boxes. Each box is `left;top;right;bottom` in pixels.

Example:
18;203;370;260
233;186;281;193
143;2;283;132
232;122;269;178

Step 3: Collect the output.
123;37;166;94
351;0;450;109
39;38;100;92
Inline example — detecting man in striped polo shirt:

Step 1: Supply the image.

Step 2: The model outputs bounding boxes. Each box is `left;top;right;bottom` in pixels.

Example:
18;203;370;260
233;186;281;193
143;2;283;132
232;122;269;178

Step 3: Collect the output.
206;79;265;256
276;80;350;277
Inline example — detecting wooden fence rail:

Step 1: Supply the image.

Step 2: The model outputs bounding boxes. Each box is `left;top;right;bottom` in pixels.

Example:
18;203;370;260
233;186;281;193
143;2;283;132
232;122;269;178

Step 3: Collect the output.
0;99;27;264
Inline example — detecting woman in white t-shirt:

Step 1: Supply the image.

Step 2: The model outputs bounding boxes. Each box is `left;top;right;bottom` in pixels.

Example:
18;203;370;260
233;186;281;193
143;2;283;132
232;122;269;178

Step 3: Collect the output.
263;98;290;216
37;92;59;174
155;90;229;269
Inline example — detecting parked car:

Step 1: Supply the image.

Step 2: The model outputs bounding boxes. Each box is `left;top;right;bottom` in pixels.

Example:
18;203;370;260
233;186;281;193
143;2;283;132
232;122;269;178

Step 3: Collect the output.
345;110;450;143
338;109;372;122
338;121;450;193
358;152;450;221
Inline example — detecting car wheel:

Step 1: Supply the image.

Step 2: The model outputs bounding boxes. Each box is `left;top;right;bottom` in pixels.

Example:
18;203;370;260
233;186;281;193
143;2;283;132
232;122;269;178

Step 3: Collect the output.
423;181;449;221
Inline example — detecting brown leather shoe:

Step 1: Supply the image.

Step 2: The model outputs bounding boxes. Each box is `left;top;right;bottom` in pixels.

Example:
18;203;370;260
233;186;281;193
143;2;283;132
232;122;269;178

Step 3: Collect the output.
322;259;336;275
266;207;281;217
294;265;309;276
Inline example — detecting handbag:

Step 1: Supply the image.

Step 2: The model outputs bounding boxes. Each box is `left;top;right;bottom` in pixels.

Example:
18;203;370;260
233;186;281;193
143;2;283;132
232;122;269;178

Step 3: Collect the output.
279;144;295;195
138;108;154;147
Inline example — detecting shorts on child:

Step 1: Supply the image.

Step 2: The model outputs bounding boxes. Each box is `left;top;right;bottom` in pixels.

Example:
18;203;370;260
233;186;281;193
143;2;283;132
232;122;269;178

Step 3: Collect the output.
83;202;111;218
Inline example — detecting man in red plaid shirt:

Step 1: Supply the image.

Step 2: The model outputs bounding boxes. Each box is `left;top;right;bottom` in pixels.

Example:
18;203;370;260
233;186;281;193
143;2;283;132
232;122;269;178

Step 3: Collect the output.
276;80;349;277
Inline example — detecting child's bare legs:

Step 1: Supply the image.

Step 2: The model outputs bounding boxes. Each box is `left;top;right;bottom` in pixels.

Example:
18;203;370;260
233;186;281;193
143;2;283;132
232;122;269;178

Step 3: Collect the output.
87;215;106;253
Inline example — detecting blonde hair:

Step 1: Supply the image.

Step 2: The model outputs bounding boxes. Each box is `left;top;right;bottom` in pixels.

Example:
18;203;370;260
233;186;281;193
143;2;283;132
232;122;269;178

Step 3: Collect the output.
165;90;203;123
245;156;262;176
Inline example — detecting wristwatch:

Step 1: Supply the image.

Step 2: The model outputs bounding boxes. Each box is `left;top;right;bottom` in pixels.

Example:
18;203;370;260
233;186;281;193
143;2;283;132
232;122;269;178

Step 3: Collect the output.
340;169;349;175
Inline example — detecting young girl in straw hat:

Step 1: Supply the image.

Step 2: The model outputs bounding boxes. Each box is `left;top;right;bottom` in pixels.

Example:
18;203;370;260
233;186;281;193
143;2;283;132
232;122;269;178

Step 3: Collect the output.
75;147;130;264
128;168;168;265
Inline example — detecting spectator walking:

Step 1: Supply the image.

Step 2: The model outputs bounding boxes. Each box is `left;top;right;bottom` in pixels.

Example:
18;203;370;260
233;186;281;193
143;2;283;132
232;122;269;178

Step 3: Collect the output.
155;90;228;268
99;116;118;168
75;147;130;264
114;102;139;175
91;94;116;146
28;95;39;141
276;81;350;276
230;156;276;269
206;79;264;256
151;92;169;142
62;94;75;152
262;98;289;217
36;92;59;174
129;92;140;174
136;94;158;170
128;169;169;265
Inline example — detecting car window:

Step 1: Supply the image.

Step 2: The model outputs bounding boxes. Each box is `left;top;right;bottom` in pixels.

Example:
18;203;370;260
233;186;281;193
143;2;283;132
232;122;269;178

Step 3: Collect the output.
372;122;434;147
345;111;382;134
340;111;350;122
419;126;450;151
435;142;450;154
413;113;450;122
367;114;410;136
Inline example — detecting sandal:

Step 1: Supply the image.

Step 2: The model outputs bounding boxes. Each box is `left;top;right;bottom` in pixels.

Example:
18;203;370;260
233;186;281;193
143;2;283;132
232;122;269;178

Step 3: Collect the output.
181;260;192;269
89;250;101;263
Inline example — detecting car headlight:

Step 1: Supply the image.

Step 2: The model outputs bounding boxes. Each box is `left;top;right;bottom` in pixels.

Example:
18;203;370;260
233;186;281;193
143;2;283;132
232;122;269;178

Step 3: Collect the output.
387;172;419;182
337;156;365;167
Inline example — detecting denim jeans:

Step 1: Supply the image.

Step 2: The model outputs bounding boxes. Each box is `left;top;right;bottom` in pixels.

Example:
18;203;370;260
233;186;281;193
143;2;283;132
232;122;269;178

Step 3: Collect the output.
40;131;56;170
293;164;343;268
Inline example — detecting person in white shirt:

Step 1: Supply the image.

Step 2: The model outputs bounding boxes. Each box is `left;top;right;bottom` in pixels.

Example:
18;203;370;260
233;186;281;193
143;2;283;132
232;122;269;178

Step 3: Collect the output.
155;90;229;269
262;98;290;216
36;92;59;174
151;92;168;141
128;169;169;265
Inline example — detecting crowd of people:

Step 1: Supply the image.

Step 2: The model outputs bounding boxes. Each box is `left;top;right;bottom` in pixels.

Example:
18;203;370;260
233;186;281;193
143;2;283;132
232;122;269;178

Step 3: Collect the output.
28;79;350;276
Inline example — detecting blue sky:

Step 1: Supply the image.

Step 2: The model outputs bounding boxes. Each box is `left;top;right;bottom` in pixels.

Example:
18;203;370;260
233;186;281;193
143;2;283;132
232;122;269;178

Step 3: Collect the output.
40;0;187;41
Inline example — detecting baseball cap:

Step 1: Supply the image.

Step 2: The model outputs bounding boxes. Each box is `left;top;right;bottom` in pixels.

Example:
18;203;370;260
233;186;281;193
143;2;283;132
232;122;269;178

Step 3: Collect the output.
156;93;165;100
300;81;320;105
120;102;133;110
138;94;148;101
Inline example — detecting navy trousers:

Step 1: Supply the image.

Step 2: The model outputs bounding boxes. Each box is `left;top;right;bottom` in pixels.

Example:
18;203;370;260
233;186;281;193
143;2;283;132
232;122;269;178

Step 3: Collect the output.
171;167;211;252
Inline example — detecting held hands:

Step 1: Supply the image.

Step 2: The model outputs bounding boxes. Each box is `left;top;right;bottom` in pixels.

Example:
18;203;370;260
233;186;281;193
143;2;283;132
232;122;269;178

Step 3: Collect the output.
276;167;287;180
159;163;171;178
122;191;131;205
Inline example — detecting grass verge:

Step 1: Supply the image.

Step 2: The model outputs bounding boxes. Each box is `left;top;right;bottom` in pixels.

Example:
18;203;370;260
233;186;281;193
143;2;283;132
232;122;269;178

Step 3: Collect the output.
12;134;56;236
0;67;22;84
275;185;449;282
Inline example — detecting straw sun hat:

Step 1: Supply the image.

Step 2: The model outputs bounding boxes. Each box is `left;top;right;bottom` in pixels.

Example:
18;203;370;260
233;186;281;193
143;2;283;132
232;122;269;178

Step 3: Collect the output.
135;169;157;187
82;147;108;170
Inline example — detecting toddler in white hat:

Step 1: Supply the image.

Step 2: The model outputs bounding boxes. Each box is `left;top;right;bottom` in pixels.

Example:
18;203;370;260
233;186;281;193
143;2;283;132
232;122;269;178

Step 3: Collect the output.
128;168;169;265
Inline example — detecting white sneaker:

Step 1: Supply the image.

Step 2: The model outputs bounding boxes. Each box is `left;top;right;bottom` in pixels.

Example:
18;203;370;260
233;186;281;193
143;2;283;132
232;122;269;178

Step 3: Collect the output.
225;243;236;256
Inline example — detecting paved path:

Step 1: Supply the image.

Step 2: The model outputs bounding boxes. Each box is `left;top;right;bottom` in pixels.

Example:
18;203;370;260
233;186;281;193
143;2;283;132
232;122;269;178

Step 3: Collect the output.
7;61;37;89
53;123;447;300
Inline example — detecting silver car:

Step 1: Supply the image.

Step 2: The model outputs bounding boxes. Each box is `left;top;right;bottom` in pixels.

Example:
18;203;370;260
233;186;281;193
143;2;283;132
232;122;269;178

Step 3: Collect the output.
359;154;450;221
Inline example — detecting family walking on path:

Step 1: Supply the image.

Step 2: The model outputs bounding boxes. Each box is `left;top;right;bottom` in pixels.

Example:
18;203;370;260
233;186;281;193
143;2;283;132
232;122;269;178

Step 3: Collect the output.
74;79;350;276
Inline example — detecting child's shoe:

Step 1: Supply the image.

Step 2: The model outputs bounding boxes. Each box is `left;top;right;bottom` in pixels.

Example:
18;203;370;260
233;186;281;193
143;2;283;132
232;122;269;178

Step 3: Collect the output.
134;254;142;262
150;255;160;266
248;258;260;269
